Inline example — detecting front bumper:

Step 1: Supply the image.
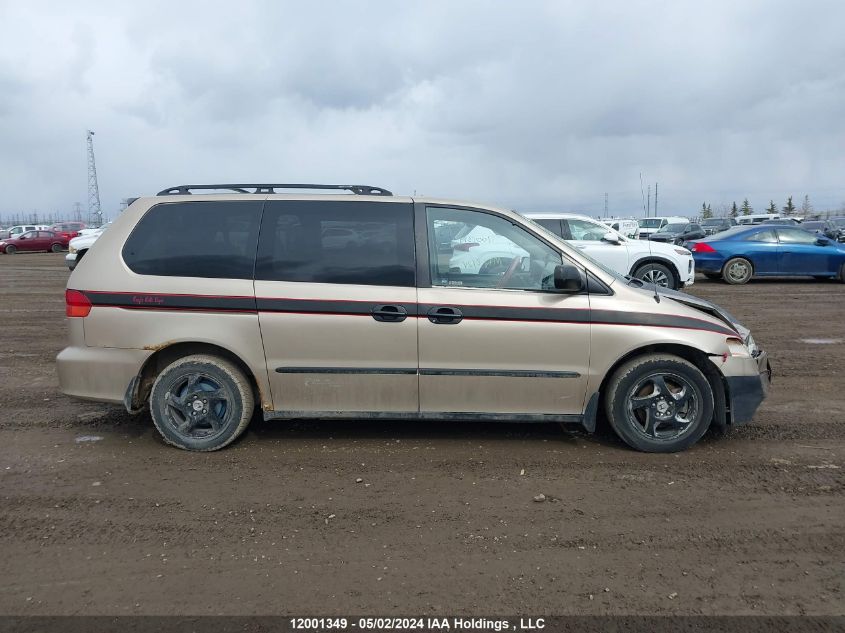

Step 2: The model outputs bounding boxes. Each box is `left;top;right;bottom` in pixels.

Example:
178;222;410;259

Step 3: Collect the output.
65;253;77;270
725;351;772;424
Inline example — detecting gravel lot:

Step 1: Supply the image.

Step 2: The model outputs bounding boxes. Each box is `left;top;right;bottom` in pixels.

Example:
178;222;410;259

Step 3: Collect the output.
0;253;843;616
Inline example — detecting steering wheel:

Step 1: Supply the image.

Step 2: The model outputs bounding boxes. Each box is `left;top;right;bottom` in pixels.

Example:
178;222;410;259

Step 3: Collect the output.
496;256;524;288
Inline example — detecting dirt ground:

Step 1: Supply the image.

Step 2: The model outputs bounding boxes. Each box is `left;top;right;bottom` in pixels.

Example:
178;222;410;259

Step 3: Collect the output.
0;253;842;616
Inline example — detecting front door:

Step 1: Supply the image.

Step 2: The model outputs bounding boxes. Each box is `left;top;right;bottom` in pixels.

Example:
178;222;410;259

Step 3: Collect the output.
562;218;631;276
776;228;833;274
255;198;419;415
418;205;591;417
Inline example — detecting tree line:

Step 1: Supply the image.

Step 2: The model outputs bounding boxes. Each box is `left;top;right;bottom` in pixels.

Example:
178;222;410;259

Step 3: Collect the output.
700;195;819;219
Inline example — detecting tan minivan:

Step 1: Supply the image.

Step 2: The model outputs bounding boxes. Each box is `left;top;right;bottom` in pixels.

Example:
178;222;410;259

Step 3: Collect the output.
57;184;771;452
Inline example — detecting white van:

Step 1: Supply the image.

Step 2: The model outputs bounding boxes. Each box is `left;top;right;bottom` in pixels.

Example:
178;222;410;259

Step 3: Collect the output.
736;214;780;226
601;218;640;239
637;217;688;239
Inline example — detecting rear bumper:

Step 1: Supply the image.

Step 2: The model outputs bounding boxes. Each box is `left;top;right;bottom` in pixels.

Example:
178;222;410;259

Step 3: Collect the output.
726;351;772;424
57;345;152;404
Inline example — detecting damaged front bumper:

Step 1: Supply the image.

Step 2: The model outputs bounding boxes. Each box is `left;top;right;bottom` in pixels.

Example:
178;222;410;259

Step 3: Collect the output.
725;351;772;424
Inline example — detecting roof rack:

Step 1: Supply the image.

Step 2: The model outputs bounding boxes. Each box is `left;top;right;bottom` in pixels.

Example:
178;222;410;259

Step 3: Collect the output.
156;183;393;196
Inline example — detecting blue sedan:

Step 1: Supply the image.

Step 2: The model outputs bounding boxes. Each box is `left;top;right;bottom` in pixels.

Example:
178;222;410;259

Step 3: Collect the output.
689;225;845;284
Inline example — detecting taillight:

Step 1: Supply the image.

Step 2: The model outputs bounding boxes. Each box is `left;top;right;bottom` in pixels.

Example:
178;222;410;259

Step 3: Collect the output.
66;289;91;317
692;242;716;253
453;242;480;252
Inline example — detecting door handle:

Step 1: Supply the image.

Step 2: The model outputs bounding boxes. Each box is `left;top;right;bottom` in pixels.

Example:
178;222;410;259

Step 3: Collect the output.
371;304;407;322
427;306;463;325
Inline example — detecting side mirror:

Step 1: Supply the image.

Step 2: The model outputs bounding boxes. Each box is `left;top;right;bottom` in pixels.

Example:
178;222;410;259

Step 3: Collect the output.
815;237;831;246
553;264;585;292
601;231;621;245
18;235;26;240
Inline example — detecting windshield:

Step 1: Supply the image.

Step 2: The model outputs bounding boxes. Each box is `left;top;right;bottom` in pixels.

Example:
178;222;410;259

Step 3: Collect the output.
663;223;686;232
639;219;662;228
701;218;724;226
831;218;845;228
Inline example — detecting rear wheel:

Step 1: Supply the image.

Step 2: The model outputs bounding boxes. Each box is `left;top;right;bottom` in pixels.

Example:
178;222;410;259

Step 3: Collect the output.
605;354;714;453
4;245;16;254
838;263;845;284
50;243;63;253
722;257;753;285
149;354;254;451
632;263;678;290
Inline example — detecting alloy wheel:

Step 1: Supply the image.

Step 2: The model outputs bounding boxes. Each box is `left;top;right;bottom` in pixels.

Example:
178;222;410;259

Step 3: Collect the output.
163;372;230;440
625;372;700;441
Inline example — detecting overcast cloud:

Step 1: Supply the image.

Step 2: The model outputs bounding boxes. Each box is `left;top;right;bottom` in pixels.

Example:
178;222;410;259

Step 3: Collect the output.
1;0;844;219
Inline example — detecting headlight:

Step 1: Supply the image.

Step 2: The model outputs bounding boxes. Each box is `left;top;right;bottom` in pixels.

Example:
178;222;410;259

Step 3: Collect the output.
69;246;77;254
744;334;758;356
673;248;691;256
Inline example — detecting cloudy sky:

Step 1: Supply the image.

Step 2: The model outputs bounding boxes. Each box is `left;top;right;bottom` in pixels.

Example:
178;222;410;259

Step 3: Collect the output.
1;0;844;221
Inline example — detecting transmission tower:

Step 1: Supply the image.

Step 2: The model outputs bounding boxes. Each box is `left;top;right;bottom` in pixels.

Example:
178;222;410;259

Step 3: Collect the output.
73;202;83;222
86;130;103;226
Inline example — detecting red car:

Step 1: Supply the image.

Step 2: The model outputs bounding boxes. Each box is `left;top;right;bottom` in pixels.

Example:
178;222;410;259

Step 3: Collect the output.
0;230;69;254
50;222;87;240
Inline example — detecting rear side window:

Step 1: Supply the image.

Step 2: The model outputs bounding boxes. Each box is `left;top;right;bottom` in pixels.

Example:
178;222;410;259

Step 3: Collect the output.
255;200;415;287
122;201;262;279
744;230;777;243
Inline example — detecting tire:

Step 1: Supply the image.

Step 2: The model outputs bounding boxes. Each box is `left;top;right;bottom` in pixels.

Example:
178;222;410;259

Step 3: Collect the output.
149;354;254;451
632;262;678;290
4;245;16;254
605;354;714;453
722;257;753;285
838;263;845;284
51;243;63;253
703;272;721;280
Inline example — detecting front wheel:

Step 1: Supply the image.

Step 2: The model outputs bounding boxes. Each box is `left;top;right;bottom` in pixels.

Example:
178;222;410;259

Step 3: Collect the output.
605;354;714;453
149;354;254;451
4;245;16;254
722;257;753;285
632;263;678;290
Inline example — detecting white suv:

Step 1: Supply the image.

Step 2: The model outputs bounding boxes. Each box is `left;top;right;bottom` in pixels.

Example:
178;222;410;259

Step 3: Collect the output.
523;213;695;289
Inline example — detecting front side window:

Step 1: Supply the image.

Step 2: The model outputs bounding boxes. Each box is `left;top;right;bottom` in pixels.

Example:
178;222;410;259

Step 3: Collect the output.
122;201;262;279
564;218;611;241
777;228;817;244
427;206;562;291
255;200;415;287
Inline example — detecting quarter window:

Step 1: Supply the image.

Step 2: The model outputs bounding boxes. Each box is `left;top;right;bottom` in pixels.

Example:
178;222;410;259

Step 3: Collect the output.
122;201;263;279
427;206;563;291
744;230;777;243
255;200;415;287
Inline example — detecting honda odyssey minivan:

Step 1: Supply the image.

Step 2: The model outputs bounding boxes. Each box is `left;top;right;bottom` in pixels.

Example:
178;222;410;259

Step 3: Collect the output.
58;184;771;453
